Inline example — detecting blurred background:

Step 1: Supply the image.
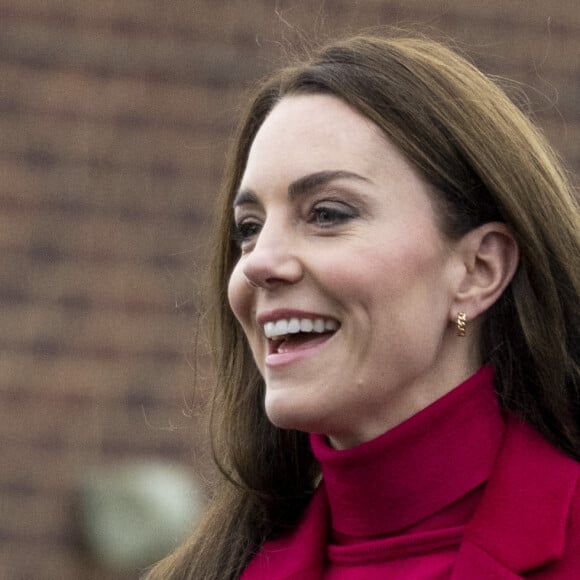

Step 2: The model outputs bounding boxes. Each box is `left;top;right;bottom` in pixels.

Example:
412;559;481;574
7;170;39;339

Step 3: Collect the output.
0;1;578;578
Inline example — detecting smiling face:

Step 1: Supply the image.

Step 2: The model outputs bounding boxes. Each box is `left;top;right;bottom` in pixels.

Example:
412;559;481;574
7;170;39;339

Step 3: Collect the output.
227;94;479;449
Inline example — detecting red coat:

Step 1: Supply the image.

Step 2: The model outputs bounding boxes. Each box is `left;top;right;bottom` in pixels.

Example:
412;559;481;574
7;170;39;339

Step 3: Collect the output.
242;415;580;579
453;415;580;579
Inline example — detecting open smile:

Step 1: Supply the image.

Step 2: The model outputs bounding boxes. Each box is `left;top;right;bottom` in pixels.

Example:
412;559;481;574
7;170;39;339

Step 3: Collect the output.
260;314;340;366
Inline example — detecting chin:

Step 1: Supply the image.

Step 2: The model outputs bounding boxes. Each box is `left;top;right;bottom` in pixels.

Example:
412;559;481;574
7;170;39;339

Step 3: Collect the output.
264;395;326;434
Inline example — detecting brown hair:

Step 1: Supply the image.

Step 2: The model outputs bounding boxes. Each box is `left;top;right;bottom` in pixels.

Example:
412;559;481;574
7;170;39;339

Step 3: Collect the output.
147;32;580;580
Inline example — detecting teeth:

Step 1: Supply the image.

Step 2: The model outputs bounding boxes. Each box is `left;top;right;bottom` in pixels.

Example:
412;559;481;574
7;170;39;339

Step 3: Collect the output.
273;320;288;336
287;318;300;333
313;318;325;333
263;316;339;339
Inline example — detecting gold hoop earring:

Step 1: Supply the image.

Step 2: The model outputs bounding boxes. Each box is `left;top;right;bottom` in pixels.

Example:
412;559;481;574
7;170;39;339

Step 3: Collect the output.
456;312;467;337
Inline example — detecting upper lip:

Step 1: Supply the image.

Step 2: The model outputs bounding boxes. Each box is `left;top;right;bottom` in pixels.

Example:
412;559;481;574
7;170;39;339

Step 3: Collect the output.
256;308;339;326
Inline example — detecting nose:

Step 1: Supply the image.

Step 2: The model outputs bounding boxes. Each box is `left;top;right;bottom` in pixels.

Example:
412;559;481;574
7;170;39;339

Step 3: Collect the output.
242;221;303;290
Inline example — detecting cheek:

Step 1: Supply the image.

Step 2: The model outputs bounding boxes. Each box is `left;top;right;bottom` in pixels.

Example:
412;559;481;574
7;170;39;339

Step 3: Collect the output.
346;237;449;310
227;263;251;324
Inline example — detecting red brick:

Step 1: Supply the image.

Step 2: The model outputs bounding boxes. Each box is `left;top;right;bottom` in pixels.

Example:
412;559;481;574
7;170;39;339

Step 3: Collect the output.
0;160;219;217
0;114;225;182
0;62;241;131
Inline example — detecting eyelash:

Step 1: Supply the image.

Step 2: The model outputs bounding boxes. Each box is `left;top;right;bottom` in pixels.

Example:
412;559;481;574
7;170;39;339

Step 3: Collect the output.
309;204;355;227
230;220;262;245
231;202;357;247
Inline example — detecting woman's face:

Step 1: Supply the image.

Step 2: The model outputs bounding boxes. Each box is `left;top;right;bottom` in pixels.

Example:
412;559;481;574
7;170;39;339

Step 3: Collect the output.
227;95;476;449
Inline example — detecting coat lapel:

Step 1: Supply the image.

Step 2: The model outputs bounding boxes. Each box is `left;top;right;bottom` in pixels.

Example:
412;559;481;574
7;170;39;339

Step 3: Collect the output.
453;414;579;578
453;541;523;579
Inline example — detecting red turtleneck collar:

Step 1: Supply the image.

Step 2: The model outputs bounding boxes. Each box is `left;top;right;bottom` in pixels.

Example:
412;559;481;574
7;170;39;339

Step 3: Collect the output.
310;365;504;540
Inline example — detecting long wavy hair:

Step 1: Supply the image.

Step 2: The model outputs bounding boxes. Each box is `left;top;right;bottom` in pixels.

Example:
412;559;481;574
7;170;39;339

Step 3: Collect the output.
147;32;580;580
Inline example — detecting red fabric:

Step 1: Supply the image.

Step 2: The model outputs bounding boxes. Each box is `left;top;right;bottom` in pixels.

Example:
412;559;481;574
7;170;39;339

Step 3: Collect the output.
241;367;580;579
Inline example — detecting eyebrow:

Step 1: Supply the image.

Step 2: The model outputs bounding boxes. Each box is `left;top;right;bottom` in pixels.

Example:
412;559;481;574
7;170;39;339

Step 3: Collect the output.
232;170;371;208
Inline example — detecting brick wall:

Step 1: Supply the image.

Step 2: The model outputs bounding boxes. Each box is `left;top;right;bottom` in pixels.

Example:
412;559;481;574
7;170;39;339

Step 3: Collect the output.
0;1;578;578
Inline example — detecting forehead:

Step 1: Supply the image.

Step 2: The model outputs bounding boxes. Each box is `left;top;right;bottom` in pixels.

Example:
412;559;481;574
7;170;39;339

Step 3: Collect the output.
253;94;381;145
241;94;401;189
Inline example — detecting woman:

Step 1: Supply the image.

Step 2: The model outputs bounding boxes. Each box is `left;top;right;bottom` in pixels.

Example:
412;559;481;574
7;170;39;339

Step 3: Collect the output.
147;33;580;579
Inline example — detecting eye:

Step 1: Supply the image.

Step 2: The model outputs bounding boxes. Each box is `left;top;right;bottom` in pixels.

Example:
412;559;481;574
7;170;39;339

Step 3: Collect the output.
231;219;262;246
310;203;356;227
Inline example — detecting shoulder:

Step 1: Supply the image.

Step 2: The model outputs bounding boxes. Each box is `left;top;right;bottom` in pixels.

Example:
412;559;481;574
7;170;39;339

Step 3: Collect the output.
458;413;580;578
549;477;580;578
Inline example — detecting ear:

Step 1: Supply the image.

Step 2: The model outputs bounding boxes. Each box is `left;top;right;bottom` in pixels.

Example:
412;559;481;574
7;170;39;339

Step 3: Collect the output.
451;222;519;322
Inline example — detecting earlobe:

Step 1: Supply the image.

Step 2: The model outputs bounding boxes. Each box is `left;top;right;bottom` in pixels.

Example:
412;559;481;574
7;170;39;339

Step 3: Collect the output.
452;222;519;322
